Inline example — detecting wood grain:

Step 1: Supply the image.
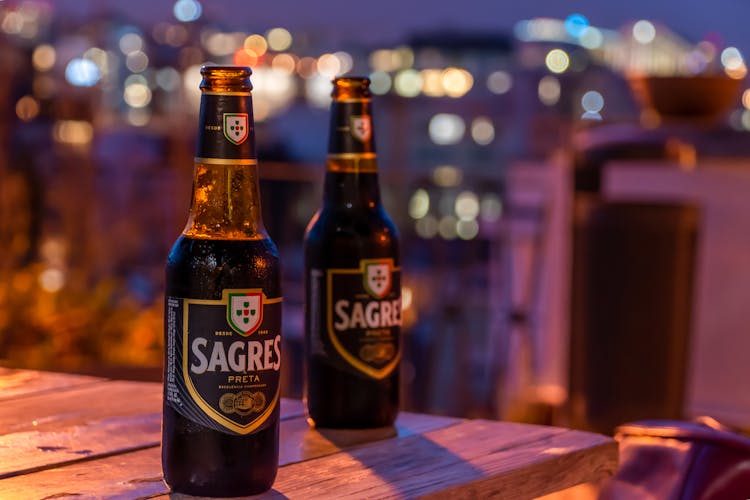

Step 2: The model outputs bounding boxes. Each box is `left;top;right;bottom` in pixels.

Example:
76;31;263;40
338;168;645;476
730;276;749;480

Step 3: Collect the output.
0;377;304;479
0;367;102;402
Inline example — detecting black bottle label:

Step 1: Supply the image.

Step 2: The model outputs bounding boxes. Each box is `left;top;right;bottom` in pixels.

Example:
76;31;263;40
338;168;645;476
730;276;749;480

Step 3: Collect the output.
196;93;256;163
164;289;281;435
311;259;401;378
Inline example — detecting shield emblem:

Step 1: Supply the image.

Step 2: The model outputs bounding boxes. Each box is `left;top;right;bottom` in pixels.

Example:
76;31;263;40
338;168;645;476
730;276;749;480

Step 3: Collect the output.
223;113;249;145
350;116;372;142
227;292;262;335
364;261;391;299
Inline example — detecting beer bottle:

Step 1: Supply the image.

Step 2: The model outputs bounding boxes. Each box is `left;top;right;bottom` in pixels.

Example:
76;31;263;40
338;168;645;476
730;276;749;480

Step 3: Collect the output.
304;77;401;428
162;66;281;496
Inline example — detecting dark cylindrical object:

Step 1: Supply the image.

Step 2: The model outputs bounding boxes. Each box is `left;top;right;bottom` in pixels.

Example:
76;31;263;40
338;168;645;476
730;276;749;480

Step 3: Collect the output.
162;66;281;496
304;77;401;429
570;198;698;434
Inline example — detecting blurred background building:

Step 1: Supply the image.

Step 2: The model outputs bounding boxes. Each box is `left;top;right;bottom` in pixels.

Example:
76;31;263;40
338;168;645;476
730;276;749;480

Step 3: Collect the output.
1;0;749;429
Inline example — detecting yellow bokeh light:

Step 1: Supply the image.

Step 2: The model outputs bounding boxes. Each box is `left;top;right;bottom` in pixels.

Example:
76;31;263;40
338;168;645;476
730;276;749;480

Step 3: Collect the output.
244;34;268;57
742;89;750;110
32;44;55;71
441;67;473;98
53;120;93;146
124;82;152;108
420;69;444;97
370;49;395;72
266;27;292;51
393;69;422;97
545;49;570;74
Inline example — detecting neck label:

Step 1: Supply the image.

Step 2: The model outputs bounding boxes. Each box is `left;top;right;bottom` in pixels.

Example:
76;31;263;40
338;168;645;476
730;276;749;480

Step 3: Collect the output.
197;94;256;161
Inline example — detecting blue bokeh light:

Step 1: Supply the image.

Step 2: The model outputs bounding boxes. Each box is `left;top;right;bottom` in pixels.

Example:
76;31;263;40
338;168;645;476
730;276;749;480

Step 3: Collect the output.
564;14;590;39
65;58;101;87
173;0;202;22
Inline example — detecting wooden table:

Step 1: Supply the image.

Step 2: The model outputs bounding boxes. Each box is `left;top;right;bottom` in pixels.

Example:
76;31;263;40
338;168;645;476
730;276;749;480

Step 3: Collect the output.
0;368;617;499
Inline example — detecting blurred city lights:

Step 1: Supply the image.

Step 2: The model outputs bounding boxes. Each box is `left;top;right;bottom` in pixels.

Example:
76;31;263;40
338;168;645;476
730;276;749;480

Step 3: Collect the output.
305;74;332;108
487;70;512;94
471;117;495;145
39;268;65;293
742;89;750;110
441;67;473;97
127;108;151;127
317;53;341;77
721;47;744;69
455;191;479;220
393;69;422;97
234;48;259;67
581;90;604;113
205;32;242;56
334;52;353;74
632;20;656;44
370;49;395;72
480;194;503;222
156;67;181;91
65;58;100;87
119;32;143;55
421;69;445;97
32;44;56;71
266;27;292;51
415;215;438;239
742;110;750;131
538;75;561;105
456;219;479;240
173;0;202;22
369;71;392;94
124;82;152;108
564;14;589;39
297;57;318;79
432;166;463;187
408;189;430;219
271;54;297;75
16;96;40;122
514;18;567;42
53;120;94;146
126;51;149;73
579;27;604;49
395;46;415;69
244;34;268;57
438;215;458;240
545;49;570;74
428;114;465;145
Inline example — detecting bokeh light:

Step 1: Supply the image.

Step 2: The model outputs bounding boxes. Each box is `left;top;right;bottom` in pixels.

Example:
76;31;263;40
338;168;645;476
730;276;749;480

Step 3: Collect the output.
487;70;512;94
429;114;465;145
369;71;392;95
455;191;479;220
456;219;479;240
538;75;561;105
119;32;143;55
633;20;656;44
545;49;570;74
421;69;445;97
266;28;292;51
438;216;458;240
579;27;604;49
442;67;473;97
244;35;268;57
174;0;202;22
65;58;100;87
16;95;40;121
480;194;503;222
393;69;422;97
415;215;438;239
471;117;495;145
432;166;463;187
581;90;604;113
32;44;56;71
317;53;341;77
564;14;589;38
272;54;297;75
408;189;430;219
156;67;181;91
124;82;152;108
126;51;149;73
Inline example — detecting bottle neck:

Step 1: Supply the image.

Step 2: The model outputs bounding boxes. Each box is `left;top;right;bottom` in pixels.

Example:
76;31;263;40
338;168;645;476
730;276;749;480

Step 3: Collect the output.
184;90;265;239
324;97;381;207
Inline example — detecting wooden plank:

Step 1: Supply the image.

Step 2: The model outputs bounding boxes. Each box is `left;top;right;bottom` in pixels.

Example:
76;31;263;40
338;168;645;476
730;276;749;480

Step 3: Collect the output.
0;418;615;500
0;368;102;402
271;419;617;500
0;413;459;498
0;377;304;479
280;411;461;466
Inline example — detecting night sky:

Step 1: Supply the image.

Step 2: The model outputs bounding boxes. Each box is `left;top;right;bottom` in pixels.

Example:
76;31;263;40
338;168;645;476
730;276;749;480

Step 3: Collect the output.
54;0;750;55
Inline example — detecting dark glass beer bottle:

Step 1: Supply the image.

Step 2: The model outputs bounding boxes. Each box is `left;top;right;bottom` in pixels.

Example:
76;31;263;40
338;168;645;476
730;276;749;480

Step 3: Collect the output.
162;66;281;496
304;77;401;428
